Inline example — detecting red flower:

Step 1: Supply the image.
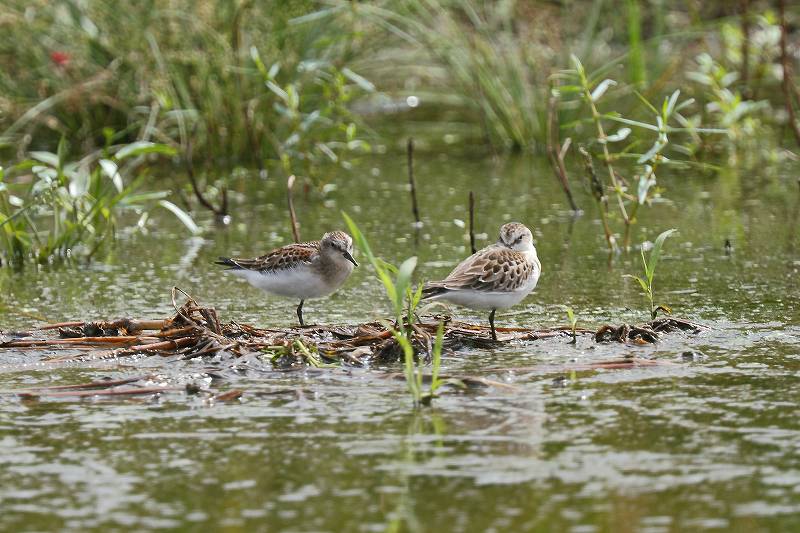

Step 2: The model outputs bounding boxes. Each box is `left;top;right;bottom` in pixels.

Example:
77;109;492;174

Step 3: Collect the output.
50;51;70;67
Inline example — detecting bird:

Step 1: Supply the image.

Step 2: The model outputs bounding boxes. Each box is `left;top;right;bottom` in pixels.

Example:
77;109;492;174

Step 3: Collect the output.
422;222;541;340
215;231;358;326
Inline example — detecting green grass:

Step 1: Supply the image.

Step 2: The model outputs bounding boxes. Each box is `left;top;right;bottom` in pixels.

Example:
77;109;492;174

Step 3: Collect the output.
0;0;374;179
0;137;196;266
343;211;444;407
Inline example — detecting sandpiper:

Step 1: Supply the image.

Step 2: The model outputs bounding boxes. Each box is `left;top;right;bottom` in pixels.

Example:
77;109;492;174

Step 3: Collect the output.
422;222;541;340
216;231;358;326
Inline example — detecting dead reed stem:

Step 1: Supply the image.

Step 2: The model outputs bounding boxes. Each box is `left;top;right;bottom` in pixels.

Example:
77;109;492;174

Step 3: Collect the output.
468;191;476;254
407;138;421;231
546;82;579;211
287;174;301;243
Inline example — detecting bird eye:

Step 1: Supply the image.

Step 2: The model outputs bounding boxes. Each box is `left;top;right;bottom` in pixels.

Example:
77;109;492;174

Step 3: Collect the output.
515;236;523;244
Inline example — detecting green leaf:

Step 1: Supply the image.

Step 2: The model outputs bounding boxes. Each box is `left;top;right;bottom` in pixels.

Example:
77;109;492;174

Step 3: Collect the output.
590;79;617;102
98;159;123;192
158;200;200;234
29;151;59;167
395;256;417;317
623;274;650;296
342;68;375;92
646;228;677;281
115;142;177;160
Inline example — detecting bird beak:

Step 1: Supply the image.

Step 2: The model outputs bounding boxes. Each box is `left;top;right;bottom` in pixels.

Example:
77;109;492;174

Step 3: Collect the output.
343;251;358;266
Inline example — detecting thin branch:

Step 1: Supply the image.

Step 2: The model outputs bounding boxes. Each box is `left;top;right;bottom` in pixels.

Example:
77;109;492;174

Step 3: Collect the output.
580;146;616;252
407;138;421;228
468;191;476;254
185;125;228;217
546;82;579;211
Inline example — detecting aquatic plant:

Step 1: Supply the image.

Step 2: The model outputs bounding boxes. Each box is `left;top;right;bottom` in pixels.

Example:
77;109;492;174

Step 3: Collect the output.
342;212;444;407
560;56;721;251
0;139;197;266
565;306;578;344
624;228;676;320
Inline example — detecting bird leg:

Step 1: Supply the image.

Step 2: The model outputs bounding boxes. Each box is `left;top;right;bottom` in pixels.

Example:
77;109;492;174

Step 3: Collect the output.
489;309;497;341
296;300;305;327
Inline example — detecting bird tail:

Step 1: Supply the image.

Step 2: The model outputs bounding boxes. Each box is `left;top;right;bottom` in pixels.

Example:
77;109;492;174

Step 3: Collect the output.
421;282;449;300
215;257;242;270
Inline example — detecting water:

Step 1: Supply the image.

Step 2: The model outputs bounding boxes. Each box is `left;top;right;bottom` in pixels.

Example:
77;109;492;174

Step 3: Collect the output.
1;153;799;531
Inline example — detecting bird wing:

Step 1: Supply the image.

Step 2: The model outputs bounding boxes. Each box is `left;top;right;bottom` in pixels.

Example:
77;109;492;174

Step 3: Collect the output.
226;241;319;272
427;246;535;293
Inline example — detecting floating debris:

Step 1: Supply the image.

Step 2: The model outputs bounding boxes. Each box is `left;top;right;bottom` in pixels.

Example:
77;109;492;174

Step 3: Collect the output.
0;288;708;368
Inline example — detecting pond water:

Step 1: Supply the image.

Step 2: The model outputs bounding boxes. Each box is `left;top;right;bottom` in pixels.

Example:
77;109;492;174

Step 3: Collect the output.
1;152;799;531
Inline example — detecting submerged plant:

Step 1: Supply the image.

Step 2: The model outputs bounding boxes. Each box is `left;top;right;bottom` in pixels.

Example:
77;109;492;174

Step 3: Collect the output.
343;212;444;407
624;228;676;320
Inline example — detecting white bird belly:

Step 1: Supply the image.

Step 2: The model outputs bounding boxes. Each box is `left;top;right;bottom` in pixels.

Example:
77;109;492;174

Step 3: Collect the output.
434;289;529;310
433;270;540;310
230;267;334;299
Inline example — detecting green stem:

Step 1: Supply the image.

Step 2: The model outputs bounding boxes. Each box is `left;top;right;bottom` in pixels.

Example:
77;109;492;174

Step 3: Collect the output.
578;69;631;232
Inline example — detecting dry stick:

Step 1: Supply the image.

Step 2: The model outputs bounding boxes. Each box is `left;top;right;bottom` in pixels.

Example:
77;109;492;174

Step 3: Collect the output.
407;138;422;234
579;147;616;252
18;387;184;399
287;175;301;243
546;83;579;211
468;191;477;254
185;124;227;217
779;0;800;148
1;336;157;348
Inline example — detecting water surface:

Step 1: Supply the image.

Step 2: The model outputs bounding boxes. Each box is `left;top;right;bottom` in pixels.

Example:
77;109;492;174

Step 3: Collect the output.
1;153;799;531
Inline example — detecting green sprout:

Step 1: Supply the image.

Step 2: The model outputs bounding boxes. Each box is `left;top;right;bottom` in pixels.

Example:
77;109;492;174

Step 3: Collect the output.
343;212;445;408
624;228;677;320
565;306;578;344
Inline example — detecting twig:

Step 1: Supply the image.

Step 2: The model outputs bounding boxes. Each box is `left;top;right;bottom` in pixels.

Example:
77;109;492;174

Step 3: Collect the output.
579;146;617;252
287;175;301;243
468;191;476;254
546;81;579;211
407;138;421;229
185;124;228;217
780;0;800;148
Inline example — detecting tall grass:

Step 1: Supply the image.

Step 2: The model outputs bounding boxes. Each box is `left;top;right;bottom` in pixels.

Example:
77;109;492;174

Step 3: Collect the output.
357;0;547;150
0;1;373;178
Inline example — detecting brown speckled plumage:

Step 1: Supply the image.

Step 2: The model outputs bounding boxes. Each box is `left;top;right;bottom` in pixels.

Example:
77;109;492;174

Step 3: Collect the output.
424;246;539;293
221;242;320;273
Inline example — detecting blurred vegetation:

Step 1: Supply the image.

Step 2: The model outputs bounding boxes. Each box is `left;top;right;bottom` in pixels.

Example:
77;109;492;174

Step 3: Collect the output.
0;0;798;265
